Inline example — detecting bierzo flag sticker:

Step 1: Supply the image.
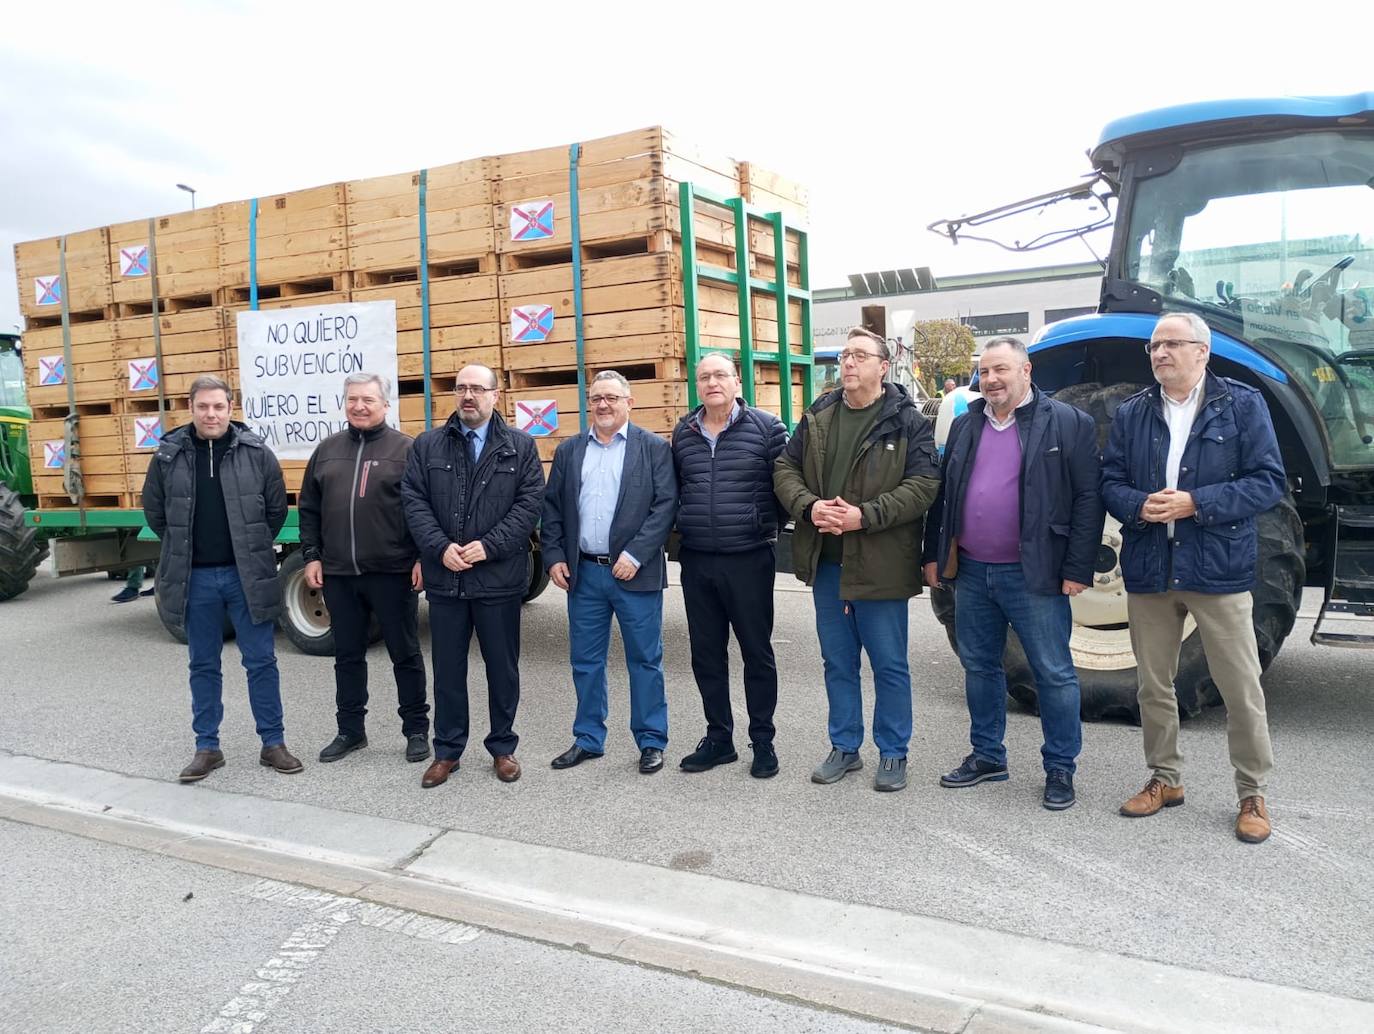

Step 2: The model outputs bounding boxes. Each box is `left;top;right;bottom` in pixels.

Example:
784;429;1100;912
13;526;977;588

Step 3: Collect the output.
133;417;163;449
128;358;159;391
38;356;65;385
510;304;555;343
119;245;150;277
43;441;65;468
509;200;554;242
34;276;61;306
514;400;558;436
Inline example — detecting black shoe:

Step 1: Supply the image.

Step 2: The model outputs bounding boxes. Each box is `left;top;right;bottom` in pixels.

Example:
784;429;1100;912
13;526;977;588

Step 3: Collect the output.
639;747;664;774
111;586;140;603
139;586;157;597
1043;769;1076;811
749;742;779;779
551;744;604;770
939;753;1010;788
405;734;431;763
679;737;738;772
318;734;367;763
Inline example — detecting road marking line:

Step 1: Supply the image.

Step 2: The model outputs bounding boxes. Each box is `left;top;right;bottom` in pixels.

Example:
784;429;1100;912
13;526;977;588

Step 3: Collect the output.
198;881;482;1033
241;878;483;944
200;919;344;1033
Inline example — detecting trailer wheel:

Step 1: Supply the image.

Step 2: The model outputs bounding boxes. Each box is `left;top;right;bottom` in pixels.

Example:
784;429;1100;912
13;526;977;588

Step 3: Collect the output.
523;544;549;603
278;550;335;656
930;381;1305;723
0;484;42;602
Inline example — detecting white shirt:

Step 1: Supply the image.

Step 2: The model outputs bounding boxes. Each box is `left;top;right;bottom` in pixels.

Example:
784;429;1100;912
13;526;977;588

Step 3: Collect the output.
1162;376;1204;536
986;386;1035;432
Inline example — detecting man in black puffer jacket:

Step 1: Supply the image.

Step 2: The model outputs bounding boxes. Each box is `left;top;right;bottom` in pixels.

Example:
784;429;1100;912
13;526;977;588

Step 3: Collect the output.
143;375;300;784
671;353;788;779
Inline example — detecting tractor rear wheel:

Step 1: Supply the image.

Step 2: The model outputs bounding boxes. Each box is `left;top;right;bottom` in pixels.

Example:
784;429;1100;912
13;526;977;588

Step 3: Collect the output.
0;484;42;602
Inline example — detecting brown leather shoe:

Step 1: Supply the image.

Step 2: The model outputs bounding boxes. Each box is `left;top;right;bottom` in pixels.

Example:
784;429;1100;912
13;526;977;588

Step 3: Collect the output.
422;758;458;788
1119;777;1185;817
259;744;304;774
1236;796;1271;843
494;754;521;783
179;749;225;783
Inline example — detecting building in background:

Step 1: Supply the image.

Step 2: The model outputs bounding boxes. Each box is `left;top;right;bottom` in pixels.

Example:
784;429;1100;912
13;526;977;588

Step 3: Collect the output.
813;261;1103;380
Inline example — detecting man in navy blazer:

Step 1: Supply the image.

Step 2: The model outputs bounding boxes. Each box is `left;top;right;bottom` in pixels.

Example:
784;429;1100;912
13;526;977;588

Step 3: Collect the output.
542;370;679;774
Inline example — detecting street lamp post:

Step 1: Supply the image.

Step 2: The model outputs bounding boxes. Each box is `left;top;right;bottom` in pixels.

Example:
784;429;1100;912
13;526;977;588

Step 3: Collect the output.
176;183;197;210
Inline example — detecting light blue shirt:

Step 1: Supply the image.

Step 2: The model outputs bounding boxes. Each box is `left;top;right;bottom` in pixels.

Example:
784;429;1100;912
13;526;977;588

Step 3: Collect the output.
699;400;741;454
578;423;636;565
463;419;491;461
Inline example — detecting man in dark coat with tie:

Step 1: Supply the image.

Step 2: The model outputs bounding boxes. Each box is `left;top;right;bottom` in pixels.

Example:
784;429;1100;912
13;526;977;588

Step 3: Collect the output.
401;364;544;789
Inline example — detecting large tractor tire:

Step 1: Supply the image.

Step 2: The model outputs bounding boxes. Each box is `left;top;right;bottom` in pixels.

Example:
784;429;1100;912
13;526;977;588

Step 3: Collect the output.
931;381;1305;723
0;484;42;602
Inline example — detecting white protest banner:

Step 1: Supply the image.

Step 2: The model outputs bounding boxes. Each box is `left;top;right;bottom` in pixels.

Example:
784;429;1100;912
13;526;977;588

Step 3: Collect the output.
235;300;399;460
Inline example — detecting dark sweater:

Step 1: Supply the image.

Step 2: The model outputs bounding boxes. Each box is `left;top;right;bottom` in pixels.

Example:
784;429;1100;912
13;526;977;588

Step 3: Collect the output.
191;432;235;567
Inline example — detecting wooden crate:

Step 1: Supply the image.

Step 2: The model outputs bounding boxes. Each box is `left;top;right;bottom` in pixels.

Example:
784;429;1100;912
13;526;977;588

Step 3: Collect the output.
16;226;114;322
108;208;221;306
218;186;350;294
347;158;494;280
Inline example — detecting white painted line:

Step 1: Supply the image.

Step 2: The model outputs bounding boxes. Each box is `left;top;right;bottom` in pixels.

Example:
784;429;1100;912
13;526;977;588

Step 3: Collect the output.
200;918;344;1034
241;878;481;945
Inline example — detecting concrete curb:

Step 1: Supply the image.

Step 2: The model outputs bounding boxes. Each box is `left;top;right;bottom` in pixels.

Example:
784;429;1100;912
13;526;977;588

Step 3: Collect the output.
2;750;1369;1034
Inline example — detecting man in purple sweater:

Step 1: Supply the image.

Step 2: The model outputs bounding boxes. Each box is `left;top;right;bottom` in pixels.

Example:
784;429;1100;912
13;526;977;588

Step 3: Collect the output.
922;338;1104;810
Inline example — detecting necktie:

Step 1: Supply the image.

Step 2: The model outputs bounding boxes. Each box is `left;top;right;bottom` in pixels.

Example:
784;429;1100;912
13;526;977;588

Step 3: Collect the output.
466;430;478;466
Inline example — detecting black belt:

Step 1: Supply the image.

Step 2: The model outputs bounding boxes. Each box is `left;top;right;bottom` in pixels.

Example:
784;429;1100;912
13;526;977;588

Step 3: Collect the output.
580;551;613;566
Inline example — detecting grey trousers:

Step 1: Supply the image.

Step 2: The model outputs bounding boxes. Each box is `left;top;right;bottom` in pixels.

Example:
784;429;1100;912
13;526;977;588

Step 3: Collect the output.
1127;590;1274;801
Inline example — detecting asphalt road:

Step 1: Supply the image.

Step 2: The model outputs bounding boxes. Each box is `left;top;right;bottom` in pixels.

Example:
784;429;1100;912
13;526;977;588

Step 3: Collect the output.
0;820;902;1034
2;566;1372;1005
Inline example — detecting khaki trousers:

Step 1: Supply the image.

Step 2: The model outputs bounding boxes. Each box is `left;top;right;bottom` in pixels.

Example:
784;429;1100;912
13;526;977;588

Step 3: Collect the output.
1127;590;1273;801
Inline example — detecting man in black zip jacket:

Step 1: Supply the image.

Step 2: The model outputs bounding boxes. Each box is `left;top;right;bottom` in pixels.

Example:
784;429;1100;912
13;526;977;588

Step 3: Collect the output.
142;375;300;784
671;353;788;778
401;364;545;789
299;372;429;766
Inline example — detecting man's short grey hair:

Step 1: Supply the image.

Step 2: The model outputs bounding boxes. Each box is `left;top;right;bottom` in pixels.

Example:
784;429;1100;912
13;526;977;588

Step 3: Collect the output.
696;352;739;376
591;370;631;395
982;336;1029;360
189;374;233;405
343;372;391;400
1157;311;1211;350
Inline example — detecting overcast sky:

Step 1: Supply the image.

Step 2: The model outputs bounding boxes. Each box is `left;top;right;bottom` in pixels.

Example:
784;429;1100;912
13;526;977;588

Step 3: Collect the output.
3;1;1370;334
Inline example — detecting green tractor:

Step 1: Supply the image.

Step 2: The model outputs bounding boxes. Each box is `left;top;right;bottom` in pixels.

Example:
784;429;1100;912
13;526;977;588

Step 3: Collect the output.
0;332;48;599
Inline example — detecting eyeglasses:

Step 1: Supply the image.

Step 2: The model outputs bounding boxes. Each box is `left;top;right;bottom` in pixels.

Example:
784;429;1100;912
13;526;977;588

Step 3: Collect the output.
454;385;496;397
1145;339;1202;354
588;394;628;405
838;349;885;364
696;370;737;383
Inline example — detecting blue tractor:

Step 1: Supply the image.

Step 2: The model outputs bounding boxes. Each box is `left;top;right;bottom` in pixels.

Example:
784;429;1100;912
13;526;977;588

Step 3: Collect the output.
929;93;1374;721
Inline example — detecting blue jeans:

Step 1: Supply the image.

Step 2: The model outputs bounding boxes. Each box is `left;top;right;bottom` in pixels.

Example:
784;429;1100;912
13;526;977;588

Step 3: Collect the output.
953;557;1082;774
186;565;284;751
812;562;912;758
568;562;668;753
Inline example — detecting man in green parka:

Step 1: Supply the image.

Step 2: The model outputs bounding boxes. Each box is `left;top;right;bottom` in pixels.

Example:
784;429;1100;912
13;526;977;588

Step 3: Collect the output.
774;327;942;792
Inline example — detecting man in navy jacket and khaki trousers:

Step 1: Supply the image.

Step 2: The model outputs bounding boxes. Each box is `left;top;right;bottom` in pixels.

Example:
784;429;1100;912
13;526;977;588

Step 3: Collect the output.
1102;312;1284;844
542;371;679;775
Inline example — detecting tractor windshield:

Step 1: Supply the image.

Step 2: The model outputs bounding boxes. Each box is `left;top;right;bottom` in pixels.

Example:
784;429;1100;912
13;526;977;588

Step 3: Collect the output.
0;344;26;409
1123;129;1374;467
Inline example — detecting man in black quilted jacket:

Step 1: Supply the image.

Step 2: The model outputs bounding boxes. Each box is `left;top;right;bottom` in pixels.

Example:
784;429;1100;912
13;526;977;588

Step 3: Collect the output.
671;353;788;778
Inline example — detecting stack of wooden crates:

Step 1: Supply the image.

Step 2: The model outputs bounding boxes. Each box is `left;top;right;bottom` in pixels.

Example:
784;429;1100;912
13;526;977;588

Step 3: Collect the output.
14;127;809;507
